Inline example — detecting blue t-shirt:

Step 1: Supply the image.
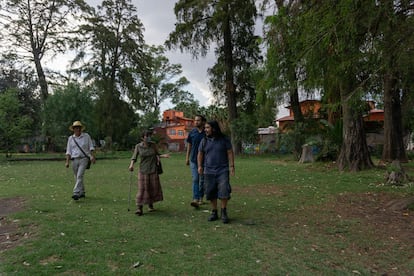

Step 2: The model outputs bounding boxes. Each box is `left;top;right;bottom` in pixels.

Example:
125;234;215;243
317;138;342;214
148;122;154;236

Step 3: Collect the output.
199;136;232;174
186;128;206;163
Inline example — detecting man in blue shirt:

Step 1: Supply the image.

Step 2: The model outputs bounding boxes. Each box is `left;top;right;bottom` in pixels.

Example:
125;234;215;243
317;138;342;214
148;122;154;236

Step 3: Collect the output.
197;120;235;223
186;114;206;208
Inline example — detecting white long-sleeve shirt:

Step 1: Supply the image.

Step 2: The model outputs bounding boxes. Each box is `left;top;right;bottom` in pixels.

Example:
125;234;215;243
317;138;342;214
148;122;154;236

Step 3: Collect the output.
65;133;95;159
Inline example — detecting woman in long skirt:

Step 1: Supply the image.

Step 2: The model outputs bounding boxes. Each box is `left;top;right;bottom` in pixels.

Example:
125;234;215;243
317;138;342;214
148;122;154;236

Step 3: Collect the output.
128;130;169;216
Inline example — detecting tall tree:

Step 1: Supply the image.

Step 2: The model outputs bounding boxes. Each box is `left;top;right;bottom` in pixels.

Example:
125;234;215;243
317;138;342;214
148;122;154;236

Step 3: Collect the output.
298;1;375;171
128;45;193;119
72;0;145;146
264;0;305;157
375;0;413;163
0;0;89;103
166;0;261;154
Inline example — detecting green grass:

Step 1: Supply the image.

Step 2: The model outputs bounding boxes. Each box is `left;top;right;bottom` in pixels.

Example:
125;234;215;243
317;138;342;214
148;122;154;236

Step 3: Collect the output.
0;153;413;275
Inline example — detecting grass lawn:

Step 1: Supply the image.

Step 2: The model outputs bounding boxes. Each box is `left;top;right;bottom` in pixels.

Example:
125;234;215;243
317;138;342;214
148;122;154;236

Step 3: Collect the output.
0;153;413;275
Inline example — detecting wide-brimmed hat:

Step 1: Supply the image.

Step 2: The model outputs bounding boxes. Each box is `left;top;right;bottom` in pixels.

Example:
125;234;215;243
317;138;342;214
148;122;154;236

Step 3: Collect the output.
69;121;85;131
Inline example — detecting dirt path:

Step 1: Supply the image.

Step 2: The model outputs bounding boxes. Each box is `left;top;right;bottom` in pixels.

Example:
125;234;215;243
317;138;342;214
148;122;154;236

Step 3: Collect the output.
0;197;26;253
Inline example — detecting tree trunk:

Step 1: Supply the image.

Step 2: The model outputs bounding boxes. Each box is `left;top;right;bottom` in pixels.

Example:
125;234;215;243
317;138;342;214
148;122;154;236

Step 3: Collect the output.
289;73;304;158
337;86;373;171
299;144;314;163
222;5;240;154
381;73;408;163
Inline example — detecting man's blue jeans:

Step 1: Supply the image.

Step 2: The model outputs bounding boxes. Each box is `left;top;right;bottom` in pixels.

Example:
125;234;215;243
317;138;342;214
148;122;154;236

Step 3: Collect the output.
190;161;204;200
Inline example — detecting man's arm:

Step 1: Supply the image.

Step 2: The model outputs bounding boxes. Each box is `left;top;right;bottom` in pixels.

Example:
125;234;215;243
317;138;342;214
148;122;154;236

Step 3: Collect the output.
185;142;192;166
197;151;204;175
227;149;235;176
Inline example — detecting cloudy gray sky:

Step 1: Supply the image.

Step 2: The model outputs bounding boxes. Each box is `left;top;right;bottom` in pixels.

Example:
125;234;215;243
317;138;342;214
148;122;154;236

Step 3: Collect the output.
134;0;215;108
85;0;215;109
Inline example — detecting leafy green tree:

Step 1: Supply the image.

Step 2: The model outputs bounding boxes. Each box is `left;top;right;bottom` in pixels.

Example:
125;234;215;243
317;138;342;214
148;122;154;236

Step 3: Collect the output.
128;45;193;119
290;1;375;171
263;1;305;157
43;83;96;151
0;57;41;136
0;89;32;157
0;0;89;102
166;0;261;154
231;112;259;148
253;67;279;128
72;0;145;147
173;99;202;119
94;95;136;150
374;0;413;162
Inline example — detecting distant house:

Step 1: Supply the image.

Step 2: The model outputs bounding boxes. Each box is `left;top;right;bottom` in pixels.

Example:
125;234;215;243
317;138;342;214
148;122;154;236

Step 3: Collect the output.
276;100;323;132
256;126;278;153
276;100;384;133
153;110;194;152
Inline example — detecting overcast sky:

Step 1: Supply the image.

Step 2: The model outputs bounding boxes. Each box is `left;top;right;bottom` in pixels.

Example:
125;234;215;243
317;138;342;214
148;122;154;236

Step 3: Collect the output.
83;0;215;109
133;0;215;108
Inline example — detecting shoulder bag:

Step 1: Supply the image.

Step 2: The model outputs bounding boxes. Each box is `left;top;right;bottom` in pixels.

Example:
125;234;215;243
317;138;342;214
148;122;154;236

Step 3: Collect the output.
72;137;92;169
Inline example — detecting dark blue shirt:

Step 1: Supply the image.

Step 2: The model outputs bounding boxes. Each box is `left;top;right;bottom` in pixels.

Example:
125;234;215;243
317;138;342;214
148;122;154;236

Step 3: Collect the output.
199;136;232;174
186;128;206;163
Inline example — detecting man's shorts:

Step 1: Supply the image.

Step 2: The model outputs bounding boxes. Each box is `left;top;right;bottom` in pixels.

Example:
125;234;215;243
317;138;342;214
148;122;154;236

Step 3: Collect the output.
204;172;231;200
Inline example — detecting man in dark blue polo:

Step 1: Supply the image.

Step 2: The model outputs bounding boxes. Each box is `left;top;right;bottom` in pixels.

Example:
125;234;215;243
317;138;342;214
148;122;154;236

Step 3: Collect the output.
197;120;235;224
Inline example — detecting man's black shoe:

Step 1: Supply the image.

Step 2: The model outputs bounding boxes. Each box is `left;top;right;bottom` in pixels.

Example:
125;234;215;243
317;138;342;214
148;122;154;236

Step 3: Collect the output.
221;208;229;224
72;195;79;200
208;210;218;221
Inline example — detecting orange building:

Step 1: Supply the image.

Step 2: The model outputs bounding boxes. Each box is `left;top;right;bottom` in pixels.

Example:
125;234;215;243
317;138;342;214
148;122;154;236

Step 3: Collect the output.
276;100;384;133
277;100;322;132
153;110;195;152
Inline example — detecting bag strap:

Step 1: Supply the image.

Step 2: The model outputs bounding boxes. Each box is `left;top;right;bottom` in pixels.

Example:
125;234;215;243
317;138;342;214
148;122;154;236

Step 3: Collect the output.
201;137;207;151
72;136;89;158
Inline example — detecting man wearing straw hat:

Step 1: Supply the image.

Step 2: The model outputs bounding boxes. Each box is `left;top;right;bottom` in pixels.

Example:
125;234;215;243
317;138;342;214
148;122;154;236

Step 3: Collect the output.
65;121;96;200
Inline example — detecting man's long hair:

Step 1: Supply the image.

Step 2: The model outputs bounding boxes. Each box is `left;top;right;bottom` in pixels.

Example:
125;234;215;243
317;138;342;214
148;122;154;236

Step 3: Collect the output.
207;120;225;138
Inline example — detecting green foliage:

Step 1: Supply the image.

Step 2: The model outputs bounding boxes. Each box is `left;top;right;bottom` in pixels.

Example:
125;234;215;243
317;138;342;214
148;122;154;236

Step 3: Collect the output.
315;119;343;162
254;67;279;127
43;83;96;151
0;59;41;135
279;122;306;158
94;95;136;150
129;45;193;115
173;100;201;119
0;89;32;156
230;112;259;146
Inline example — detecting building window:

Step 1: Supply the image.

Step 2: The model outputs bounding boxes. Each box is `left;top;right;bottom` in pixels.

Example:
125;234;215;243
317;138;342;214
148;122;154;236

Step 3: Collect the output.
178;130;184;136
169;129;176;135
